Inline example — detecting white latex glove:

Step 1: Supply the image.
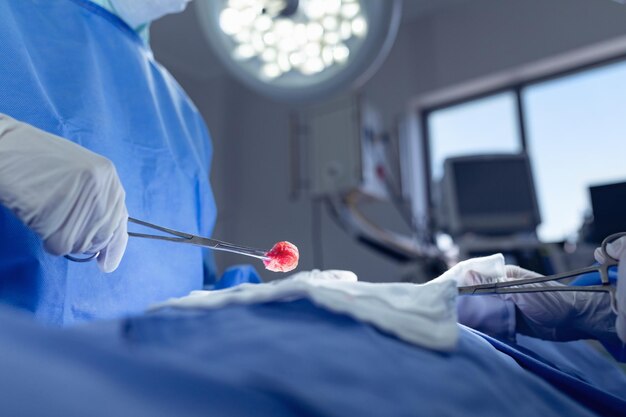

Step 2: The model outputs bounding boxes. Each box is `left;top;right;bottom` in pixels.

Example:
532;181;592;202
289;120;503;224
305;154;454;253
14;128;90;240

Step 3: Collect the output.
459;263;617;342
595;236;626;343
0;114;128;272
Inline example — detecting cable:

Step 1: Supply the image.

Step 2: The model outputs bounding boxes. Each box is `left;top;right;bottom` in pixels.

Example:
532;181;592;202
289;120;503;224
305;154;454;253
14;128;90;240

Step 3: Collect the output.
311;197;324;269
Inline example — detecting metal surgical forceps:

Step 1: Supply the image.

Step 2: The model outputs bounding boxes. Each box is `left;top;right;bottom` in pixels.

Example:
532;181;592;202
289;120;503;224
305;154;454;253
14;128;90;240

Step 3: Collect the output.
65;217;269;262
457;232;626;313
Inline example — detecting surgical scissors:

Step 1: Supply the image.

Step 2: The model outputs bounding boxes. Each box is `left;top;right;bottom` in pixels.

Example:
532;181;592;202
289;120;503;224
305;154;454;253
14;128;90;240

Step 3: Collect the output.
457;232;626;313
65;217;270;262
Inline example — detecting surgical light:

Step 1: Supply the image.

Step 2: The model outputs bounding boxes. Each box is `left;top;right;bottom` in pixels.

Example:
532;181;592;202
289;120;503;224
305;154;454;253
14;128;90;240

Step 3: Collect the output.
196;0;401;102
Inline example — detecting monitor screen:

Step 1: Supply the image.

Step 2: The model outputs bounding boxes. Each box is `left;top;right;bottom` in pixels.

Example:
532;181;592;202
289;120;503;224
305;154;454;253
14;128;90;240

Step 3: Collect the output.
444;155;540;235
589;181;626;243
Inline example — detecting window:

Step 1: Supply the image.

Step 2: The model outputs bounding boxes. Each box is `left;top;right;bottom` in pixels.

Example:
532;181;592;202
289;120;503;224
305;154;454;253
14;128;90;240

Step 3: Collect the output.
428;92;521;180
524;60;626;241
425;59;626;242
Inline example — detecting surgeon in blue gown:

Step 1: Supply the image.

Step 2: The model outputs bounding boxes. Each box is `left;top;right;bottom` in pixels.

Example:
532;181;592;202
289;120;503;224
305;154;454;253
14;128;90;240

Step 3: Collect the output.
0;0;257;325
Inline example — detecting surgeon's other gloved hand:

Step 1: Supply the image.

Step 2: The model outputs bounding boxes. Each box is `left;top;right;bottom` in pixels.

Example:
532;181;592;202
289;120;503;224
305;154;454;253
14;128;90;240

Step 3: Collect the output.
595;236;626;343
0;114;128;272
461;265;617;343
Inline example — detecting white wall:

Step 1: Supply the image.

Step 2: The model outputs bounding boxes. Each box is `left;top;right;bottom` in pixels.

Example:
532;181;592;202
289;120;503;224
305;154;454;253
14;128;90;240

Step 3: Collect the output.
151;0;626;282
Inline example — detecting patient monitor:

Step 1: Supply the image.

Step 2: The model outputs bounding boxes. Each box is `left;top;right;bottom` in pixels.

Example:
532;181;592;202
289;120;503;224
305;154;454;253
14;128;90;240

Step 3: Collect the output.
588;180;626;244
441;153;541;237
439;153;551;271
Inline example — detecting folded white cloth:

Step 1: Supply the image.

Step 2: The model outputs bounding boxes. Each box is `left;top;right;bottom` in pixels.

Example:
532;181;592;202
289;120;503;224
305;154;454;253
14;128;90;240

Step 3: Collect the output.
431;254;506;286
152;270;460;351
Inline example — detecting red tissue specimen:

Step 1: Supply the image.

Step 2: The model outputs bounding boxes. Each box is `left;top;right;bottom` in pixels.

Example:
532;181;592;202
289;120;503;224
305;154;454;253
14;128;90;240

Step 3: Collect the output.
264;241;299;273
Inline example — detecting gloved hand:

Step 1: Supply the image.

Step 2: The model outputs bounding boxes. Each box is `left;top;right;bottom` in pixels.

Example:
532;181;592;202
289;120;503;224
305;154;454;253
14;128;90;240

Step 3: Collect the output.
0;114;128;272
595;235;626;343
440;254;619;342
457;263;617;342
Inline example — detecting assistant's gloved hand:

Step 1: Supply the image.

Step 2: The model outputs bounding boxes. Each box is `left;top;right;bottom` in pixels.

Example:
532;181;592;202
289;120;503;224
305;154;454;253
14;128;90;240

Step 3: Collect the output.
595;236;626;343
0;114;128;272
457;263;617;343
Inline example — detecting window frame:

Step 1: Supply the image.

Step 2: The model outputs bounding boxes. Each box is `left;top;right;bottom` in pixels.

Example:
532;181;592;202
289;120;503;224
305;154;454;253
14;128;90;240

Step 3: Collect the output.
425;88;528;181
411;36;626;239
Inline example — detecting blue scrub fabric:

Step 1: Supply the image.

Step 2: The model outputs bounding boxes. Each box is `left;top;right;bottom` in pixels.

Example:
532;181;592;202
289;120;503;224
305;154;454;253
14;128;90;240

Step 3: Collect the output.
0;0;219;324
213;264;263;290
0;300;624;417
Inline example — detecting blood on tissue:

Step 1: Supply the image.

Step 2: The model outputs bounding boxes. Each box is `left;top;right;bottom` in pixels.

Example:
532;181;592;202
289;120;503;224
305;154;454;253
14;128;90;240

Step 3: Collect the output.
264;241;299;272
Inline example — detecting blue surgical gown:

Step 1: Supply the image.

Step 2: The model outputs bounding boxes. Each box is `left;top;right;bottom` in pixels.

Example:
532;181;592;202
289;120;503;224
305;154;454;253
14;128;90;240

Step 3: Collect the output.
0;0;218;324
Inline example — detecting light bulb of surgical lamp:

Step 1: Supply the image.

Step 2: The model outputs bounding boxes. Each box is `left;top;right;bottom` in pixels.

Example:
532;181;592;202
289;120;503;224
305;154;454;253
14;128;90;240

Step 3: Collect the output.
340;20;352;39
341;3;360;19
261;47;277;62
289;51;305;67
323;31;340;45
294;23;308;46
325;0;342;15
322;16;339;31
254;15;272;32
301;57;325;75
261;63;282;79
306;22;324;41
234;28;252;43
305;42;322;57
274;19;294;38
304;0;326;19
239;7;258;27
263;31;277;45
322;45;335;65
228;0;248;9
352;15;367;37
333;44;350;63
252;33;266;52
278;37;297;53
233;43;256;60
277;52;292;72
219;8;241;35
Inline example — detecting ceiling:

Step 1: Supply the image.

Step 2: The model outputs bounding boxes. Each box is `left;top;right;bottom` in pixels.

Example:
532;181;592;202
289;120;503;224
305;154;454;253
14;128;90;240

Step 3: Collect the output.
401;0;471;21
